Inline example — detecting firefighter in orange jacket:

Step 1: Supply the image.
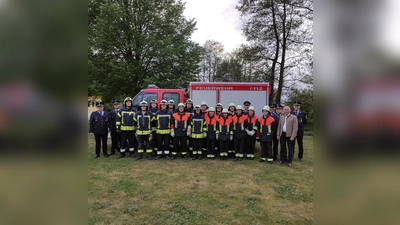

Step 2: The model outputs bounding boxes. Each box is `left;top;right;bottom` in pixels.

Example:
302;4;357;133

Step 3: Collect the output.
190;105;206;160
257;106;275;163
232;105;248;161
217;108;233;160
204;107;219;159
245;106;258;160
171;103;192;159
134;101;153;160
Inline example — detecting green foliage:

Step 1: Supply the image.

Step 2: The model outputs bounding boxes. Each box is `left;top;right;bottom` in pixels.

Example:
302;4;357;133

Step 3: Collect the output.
286;88;313;123
88;0;202;103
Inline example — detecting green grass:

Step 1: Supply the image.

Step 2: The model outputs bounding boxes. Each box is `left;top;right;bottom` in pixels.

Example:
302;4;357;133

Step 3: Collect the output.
88;136;313;225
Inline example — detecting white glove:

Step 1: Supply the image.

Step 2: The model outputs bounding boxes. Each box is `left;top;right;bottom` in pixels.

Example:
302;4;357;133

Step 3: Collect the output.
245;129;251;136
203;132;207;138
250;130;256;136
170;129;175;137
216;134;219;140
230;135;233;141
187;128;191;136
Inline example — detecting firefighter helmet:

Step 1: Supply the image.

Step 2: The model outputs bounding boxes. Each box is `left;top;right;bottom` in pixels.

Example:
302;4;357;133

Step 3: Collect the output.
222;108;229;113
168;100;174;104
249;106;255;111
201;101;207;106
124;97;133;103
150;99;157;104
140;101;148;107
186;99;193;104
178;103;185;108
160;99;167;105
194;105;201;110
262;105;270;112
229;102;235;107
236;105;243;110
208;107;215;112
216;103;222;107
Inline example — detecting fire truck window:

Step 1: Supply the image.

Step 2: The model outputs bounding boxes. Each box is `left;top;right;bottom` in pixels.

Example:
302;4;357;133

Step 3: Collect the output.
163;93;179;108
142;93;157;105
132;93;143;108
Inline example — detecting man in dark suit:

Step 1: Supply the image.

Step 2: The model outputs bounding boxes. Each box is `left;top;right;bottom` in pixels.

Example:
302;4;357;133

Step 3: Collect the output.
89;102;111;158
291;100;307;161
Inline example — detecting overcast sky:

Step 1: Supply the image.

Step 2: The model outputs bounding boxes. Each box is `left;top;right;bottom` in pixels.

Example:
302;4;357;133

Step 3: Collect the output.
183;0;247;53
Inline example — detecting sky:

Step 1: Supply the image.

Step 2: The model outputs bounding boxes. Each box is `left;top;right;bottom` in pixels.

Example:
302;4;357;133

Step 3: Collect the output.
183;0;247;53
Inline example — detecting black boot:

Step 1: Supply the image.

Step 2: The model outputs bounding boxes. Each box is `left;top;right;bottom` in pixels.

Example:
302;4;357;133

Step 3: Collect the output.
94;154;100;158
171;155;176;160
239;158;243;161
135;154;143;160
234;157;239;161
166;155;171;160
117;152;125;159
192;155;197;160
108;151;115;156
130;152;135;158
198;155;202;160
103;153;108;158
183;155;188;160
155;155;161;160
147;154;152;160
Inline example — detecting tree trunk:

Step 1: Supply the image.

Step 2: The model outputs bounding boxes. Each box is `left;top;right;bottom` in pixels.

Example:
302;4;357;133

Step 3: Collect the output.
276;0;287;105
270;0;280;104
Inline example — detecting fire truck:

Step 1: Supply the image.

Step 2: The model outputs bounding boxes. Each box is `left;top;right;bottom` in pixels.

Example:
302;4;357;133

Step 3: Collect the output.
132;82;270;113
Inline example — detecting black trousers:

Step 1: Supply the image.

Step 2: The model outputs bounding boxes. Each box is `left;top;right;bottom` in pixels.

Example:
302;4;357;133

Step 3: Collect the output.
207;139;216;156
151;131;158;153
137;135;151;155
260;141;272;161
219;140;229;156
94;133;108;155
120;131;135;152
157;134;170;155
192;138;203;155
234;136;245;156
246;135;256;157
110;132;120;153
295;130;304;159
272;131;279;160
173;136;187;155
280;133;295;163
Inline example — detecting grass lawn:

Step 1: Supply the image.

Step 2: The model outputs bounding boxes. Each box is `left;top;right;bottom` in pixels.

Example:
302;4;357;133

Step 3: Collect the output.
88;136;313;225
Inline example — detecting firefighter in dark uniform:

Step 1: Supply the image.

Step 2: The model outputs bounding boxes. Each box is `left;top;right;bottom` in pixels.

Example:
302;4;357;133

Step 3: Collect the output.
190;105;206;160
245;106;258;160
134;101;153;160
155;100;173;160
149;99;159;157
227;103;236;157
243;101;251;115
116;97;137;159
232;105;248;161
258;106;275;163
171;103;192;159
109;100;121;156
200;101;208;153
89;102;111;158
217;108;233;160
185;99;194;153
167;99;175;152
291;100;307;161
204;107;218;159
270;104;280;161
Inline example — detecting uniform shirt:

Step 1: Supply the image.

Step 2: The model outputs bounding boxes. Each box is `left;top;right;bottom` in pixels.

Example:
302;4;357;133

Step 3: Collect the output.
204;113;219;139
190;113;206;138
257;115;275;142
232;113;248;138
135;110;152;135
116;106;137;131
155;109;173;134
109;108;121;133
89;110;111;134
149;107;159;131
217;116;233;141
291;110;307;131
245;114;258;131
171;112;192;137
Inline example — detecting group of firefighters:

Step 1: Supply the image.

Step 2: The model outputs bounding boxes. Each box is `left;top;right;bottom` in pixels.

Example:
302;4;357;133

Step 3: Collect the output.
89;97;307;167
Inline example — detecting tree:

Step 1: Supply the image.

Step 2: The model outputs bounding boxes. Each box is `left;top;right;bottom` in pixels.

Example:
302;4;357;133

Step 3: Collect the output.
88;0;202;102
236;0;313;104
199;40;224;82
285;88;313;124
